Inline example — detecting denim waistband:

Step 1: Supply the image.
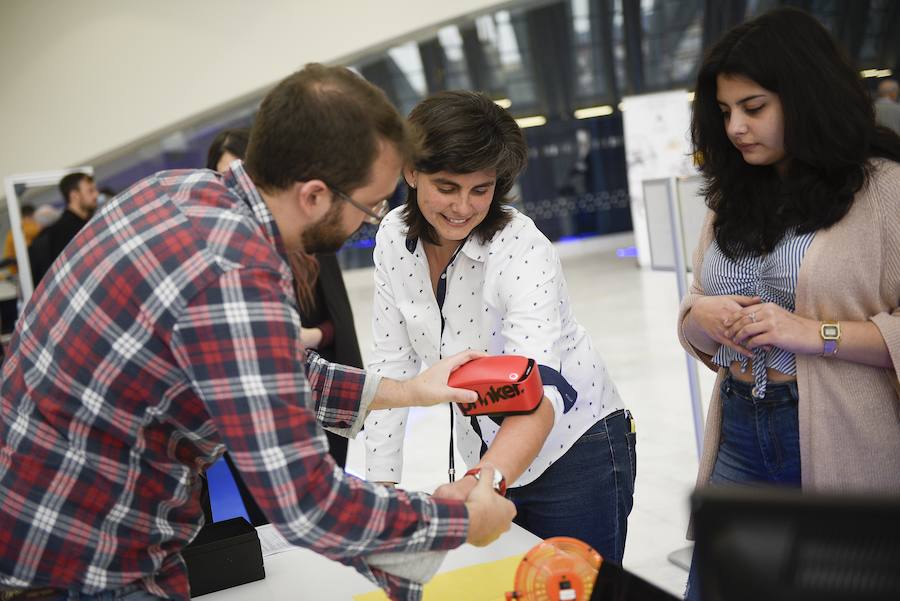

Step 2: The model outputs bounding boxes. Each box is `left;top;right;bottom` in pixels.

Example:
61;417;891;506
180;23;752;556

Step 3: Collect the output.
722;372;798;404
582;408;631;436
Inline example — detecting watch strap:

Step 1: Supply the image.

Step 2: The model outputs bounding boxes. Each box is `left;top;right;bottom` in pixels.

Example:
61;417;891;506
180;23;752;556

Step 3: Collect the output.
820;321;841;357
464;467;507;496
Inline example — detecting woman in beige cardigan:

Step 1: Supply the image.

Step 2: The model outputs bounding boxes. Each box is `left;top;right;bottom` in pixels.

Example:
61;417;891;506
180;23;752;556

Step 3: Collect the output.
678;8;900;600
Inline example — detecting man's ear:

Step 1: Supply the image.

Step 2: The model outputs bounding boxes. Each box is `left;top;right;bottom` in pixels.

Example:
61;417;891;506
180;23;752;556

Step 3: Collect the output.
402;167;417;189
295;179;331;219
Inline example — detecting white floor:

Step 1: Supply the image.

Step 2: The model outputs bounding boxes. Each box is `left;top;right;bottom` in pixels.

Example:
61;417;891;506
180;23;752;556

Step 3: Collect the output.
340;233;719;597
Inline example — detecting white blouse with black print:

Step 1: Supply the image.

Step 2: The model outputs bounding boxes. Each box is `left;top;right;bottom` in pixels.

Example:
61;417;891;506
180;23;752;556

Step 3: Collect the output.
364;207;624;488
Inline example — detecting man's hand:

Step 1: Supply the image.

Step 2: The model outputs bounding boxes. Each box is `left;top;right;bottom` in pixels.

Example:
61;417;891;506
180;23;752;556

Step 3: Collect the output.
406;350;485;405
370;350;483;411
462;465;515;546
433;475;478;501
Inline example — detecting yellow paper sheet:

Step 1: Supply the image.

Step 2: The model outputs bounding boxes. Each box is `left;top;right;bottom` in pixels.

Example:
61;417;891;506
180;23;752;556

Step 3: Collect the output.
353;554;523;601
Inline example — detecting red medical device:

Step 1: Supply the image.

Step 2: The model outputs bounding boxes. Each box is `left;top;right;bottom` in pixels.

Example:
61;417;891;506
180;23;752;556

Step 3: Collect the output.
450;355;544;417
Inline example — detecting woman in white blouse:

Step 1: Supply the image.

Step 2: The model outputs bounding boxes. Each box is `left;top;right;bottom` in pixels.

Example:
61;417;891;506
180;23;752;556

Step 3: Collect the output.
364;91;635;561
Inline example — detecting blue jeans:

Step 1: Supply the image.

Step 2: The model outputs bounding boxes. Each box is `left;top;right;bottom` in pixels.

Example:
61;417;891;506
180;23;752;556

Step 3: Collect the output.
684;374;801;601
505;409;636;563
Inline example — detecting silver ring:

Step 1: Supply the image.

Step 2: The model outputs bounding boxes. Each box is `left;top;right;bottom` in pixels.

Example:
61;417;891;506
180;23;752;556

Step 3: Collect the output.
749;312;757;323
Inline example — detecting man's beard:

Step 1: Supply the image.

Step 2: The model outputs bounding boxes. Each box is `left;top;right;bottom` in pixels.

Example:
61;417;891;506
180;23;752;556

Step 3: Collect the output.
78;200;96;220
300;203;347;254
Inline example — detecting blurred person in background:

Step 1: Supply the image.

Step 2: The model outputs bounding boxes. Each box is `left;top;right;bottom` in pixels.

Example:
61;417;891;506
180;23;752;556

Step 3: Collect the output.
97;186;118;207
206;127;250;174
1;205;42;341
1;204;41;273
680;8;900;600
32;204;63;228
28;172;98;285
874;78;900;134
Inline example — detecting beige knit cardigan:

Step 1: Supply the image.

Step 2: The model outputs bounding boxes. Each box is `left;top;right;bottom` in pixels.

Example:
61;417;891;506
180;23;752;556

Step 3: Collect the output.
677;158;900;501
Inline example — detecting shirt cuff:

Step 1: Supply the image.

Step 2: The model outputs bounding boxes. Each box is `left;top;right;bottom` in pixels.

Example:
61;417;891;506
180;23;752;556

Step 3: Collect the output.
323;372;382;440
422;496;469;552
542;386;564;425
366;460;402;483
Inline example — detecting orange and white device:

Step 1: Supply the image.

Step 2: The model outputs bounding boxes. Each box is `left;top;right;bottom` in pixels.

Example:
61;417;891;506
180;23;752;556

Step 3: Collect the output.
449;355;544;417
506;537;602;601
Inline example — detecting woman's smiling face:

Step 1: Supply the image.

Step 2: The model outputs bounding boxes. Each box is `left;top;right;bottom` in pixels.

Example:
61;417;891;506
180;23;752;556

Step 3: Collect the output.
409;169;497;248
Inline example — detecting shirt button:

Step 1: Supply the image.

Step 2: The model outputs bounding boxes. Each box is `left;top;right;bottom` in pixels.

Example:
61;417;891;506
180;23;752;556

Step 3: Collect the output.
441;274;446;279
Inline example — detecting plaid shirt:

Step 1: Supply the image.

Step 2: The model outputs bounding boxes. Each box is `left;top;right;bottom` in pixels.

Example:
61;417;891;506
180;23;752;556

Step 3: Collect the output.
0;163;467;601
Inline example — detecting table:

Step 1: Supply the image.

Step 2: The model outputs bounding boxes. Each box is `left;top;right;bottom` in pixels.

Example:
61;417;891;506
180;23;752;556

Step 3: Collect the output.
204;523;541;600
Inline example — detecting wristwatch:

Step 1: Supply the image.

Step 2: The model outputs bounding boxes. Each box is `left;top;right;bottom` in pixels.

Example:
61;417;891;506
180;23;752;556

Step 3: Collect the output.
464;467;507;495
820;321;841;357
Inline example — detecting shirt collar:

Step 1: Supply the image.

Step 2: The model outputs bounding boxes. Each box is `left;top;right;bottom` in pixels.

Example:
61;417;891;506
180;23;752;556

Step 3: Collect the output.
404;231;492;263
222;160;288;259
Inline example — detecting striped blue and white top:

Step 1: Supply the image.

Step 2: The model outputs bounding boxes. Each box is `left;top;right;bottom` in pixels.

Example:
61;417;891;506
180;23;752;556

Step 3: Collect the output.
701;229;816;398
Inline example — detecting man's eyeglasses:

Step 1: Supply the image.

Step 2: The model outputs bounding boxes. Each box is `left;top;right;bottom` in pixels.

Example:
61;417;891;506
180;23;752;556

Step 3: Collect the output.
328;185;390;225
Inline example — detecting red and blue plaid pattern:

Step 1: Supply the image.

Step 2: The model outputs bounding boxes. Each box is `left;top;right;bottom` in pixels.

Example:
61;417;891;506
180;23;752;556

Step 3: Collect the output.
0;163;467;601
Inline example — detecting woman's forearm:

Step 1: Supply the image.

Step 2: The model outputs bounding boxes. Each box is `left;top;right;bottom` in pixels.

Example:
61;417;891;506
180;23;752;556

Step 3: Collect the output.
682;309;721;357
477;396;555;484
825;320;892;369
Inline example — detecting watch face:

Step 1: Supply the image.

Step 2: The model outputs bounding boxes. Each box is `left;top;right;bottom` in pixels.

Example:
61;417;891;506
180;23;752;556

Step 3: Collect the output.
822;325;839;338
492;470;503;489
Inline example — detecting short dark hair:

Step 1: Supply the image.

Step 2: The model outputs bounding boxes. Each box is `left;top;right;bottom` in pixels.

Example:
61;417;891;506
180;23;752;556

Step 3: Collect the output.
244;63;415;194
206;127;250;170
691;7;900;258
59;173;93;205
20;204;35;218
402;91;528;245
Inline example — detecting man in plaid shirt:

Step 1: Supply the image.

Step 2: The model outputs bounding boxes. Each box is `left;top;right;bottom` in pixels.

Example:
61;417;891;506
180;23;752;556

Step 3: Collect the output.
0;64;514;601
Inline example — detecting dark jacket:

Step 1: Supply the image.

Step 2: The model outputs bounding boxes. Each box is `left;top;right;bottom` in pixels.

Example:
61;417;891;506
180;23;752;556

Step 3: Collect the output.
29;209;88;286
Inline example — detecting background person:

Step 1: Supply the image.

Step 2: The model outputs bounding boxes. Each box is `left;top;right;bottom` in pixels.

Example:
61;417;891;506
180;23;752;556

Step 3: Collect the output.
28;171;98;285
0;205;42;339
874;78;900;134
679;8;900;600
0;64;515;601
364;91;635;563
1;204;41;273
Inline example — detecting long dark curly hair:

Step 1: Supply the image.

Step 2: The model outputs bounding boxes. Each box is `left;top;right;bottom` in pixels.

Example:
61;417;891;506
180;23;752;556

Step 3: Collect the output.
691;7;900;259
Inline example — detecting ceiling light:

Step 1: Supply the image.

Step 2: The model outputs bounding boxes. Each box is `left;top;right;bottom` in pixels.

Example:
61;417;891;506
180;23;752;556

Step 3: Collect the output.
861;68;893;78
515;115;547;128
574;105;614;119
